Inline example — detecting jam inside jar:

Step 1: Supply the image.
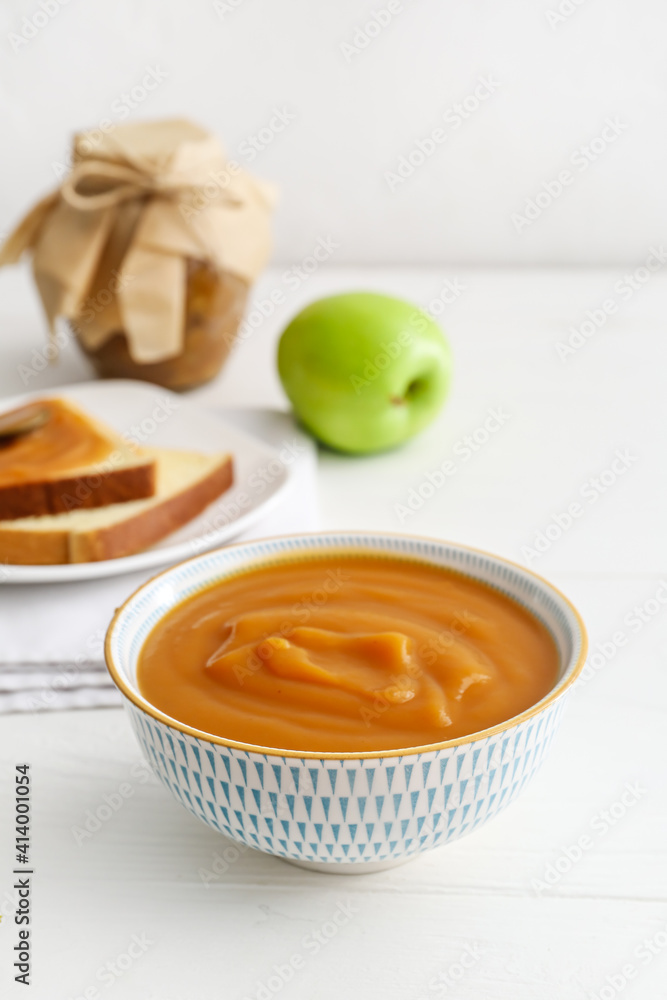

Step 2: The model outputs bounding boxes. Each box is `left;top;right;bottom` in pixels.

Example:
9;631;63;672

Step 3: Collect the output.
72;259;249;391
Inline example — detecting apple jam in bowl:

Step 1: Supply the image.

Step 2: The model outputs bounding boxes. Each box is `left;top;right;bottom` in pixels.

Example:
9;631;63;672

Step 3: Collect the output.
105;533;587;873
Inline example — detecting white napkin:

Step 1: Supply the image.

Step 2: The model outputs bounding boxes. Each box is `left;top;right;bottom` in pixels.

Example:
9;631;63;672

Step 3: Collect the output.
0;408;319;713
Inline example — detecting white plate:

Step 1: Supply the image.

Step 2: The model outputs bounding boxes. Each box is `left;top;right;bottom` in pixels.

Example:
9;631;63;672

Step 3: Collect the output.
0;380;295;583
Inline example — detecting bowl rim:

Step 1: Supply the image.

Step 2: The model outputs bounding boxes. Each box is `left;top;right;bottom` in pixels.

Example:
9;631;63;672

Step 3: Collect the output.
105;530;588;760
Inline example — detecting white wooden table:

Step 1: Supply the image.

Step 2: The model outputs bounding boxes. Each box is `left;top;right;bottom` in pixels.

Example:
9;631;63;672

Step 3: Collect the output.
0;265;665;999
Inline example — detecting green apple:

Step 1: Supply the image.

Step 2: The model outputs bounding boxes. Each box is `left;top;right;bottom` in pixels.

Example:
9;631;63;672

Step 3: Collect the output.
277;292;452;454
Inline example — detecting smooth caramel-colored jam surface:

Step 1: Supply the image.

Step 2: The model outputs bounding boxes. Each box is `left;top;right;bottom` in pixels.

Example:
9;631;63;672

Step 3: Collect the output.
137;556;560;753
0;399;113;485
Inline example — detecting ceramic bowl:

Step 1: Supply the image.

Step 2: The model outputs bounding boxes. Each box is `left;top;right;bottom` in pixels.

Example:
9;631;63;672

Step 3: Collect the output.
105;533;587;873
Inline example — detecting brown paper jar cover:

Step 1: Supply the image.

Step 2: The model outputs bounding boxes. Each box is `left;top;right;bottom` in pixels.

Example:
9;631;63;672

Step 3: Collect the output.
0;119;275;390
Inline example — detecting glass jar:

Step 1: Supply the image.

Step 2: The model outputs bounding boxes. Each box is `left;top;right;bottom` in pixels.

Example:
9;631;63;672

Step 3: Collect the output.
72;259;249;391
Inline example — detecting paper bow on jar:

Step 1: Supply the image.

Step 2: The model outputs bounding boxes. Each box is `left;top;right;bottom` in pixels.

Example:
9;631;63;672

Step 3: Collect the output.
0;119;275;362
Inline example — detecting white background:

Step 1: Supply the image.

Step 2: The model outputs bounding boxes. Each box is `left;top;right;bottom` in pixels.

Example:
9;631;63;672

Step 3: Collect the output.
0;0;665;264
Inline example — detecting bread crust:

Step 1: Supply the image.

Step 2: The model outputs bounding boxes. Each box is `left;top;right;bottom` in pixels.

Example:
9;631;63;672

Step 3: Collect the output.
0;454;233;565
71;456;233;562
0;527;67;565
0;462;156;520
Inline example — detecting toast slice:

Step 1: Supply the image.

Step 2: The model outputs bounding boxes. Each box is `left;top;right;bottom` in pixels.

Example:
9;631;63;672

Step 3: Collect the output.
0;397;155;520
0;447;233;564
